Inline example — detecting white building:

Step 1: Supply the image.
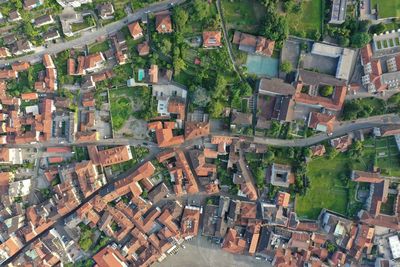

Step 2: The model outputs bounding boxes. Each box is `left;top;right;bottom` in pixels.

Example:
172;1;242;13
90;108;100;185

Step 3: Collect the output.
9;179;31;198
388;235;400;259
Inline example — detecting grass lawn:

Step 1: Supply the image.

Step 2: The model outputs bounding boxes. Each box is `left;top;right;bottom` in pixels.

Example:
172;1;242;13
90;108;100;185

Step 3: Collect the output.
371;0;400;18
221;0;266;34
381;194;396;215
109;86;156;131
296;153;353;219
89;40;109;53
286;0;322;38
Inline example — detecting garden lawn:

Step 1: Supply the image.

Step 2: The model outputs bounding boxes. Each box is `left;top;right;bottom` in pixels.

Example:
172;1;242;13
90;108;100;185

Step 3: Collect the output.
221;0;266;34
109;86;156;131
371;0;400;18
287;0;322;38
296;153;351;219
89;41;109;53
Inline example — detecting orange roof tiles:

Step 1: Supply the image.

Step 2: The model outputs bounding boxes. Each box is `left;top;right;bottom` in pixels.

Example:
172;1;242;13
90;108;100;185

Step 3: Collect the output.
155;13;172;33
21;92;38;101
308;112;336;134
137;41;150;56
310;144;326;157
185;121;210;140
221;228;247;254
0;235;24;260
148;121;163;131
93;246;127;267
97;145;132;167
128;21;143;39
203;31;222;48
0;47;10;58
11;61;30;72
149;64;158;84
43;54;55;68
75;131;99;142
181;206;200;239
352;170;384;183
294;85;347;111
155;128;184;147
67;58;75;75
0;70;17;79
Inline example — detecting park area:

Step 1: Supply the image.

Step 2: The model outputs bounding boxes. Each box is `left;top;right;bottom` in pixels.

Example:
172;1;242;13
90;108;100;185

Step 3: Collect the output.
296;136;400;219
286;0;323;38
221;0;266;34
109;86;157;138
295;153;355;220
372;0;400;19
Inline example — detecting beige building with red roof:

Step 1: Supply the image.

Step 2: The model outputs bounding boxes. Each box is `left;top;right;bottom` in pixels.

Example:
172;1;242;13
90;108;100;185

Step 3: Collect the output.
307;112;336;134
0;47;11;58
155;13;173;33
181;205;201;239
232;31;275;57
93;245;128;267
95;145;133;167
0;235;24;264
203;31;222;48
128;21;143;39
11;61;30;72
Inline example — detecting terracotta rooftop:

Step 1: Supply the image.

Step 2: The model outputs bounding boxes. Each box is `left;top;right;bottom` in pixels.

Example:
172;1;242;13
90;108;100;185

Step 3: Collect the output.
181;206;201;239
11;61;30;72
203;31;222;47
128;21;143;38
155;13;172;33
93;246;128;267
97;145;132;167
308;112;336;134
185;121;210;140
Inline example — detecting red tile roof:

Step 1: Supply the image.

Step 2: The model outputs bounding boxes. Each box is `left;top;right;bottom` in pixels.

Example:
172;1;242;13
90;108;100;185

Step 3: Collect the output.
128;21;143;39
155;13;172;33
203;31;222;47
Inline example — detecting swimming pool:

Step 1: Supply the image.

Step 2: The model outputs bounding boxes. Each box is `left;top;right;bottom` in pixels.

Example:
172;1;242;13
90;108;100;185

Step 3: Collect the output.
246;54;279;77
138;69;145;81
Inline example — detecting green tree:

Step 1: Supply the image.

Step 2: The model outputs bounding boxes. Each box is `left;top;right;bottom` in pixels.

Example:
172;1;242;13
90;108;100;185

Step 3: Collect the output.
351;32;371;48
319;85;334;97
263;150;275;164
326;147;339;159
193;0;209;21
173;7;189;31
255;167;265;189
280;61;292;73
338;36;350;47
160;38;172;55
370;23;386;34
209;100;224;118
263;3;288;45
173;57;186;75
192;86;210;107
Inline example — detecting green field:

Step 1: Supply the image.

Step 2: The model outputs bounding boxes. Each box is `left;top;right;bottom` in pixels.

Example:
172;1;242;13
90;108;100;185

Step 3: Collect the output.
296;136;400;219
221;0;266;34
89;41;109;53
296;153;353;219
286;0;322;38
371;0;400;18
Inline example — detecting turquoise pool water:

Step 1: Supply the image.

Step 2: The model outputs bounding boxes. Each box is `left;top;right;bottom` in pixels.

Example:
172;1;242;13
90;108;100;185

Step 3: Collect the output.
246;54;279;77
138;69;145;81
